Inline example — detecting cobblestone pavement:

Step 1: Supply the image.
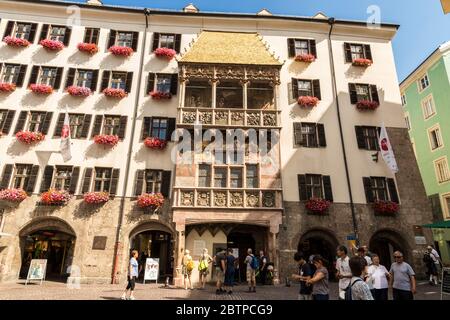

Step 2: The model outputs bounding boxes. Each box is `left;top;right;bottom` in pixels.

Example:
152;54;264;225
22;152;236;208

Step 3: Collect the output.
0;280;448;300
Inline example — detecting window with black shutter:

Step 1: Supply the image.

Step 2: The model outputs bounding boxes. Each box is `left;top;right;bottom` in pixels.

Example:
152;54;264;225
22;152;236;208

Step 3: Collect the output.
152;33;180;51
10;164;34;191
102;115;122;136
117;116;127;139
344;43;373;63
109;169;120;195
134;170;145;196
355;126;379;151
66;68;98;91
143;170;163;194
91;115;103;137
92;167;112;193
363;177;398;203
48;166;73;192
298;174;332;201
20;111;52;134
0;63;27;86
68;167;80;195
144;117;168;140
287;38;317;58
111;30;136;49
104;71;127;91
83;27;100;44
41;25;71;45
32;66;63;89
0;109;15;135
81;168;93;193
39;165;54;192
294;79;321;99
293;123;326;148
348;83;379;104
0;164;14;190
5;21;38;42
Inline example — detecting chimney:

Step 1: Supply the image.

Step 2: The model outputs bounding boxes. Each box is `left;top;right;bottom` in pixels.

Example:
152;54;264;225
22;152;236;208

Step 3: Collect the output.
86;0;103;5
183;3;199;13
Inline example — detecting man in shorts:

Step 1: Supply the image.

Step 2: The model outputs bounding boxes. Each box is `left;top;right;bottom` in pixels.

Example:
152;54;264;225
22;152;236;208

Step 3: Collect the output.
244;248;257;292
214;250;226;294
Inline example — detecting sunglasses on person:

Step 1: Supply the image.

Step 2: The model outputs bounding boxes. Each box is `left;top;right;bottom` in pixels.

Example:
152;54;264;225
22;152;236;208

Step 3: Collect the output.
393;256;403;259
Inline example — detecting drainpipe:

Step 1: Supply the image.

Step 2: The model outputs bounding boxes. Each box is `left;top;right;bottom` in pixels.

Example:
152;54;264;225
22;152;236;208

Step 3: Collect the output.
111;8;150;284
327;18;359;245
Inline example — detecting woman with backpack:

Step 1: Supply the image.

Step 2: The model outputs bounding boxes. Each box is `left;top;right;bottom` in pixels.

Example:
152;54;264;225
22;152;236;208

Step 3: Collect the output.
347;256;373;300
198;248;213;289
182;249;194;290
306;255;329;300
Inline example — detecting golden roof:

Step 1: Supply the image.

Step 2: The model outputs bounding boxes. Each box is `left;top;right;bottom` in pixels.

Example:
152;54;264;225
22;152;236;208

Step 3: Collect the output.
180;31;282;66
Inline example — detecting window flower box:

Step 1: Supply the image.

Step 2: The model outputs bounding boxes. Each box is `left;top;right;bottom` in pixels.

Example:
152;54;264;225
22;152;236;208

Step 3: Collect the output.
144;137;167;150
0;83;16;93
305;198;331;214
16;131;45;144
29;84;53;95
102;88;127;99
137;192;165;209
109;45;134;57
352;58;373;67
0;188;27;202
356;100;379;111
67;86;91;97
150;91;172;100
39;39;64;51
298;96;319;108
294;53;316;63
77;42;99;55
83;192;110;204
94;134;119;147
3;36;30;48
154;47;176;60
40;189;71;205
373;200;399;215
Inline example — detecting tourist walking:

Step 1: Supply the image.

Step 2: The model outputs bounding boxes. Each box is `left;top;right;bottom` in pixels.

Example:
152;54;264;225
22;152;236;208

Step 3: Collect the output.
244;248;257;293
347;256;373;300
214;250;226;294
336;245;352;300
423;248;438;285
366;254;390;300
121;250;140;300
292;252;314;300
389;251;416;300
428;245;442;283
224;248;237;294
306;255;329;300
258;250;268;285
357;246;372;266
198;248;213;289
182;249;194;290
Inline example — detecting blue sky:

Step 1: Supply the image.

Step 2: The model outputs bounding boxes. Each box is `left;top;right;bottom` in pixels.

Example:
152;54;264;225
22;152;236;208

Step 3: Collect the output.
84;0;448;81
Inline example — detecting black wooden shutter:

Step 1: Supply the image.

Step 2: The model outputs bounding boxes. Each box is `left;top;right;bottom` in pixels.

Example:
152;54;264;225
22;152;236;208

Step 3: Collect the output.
292;79;299;99
161;171;172;197
91;115;103;137
312;79;321;100
174;34;182;53
79;114;92;138
131;32;139;51
25;165;39;194
147;73;155;94
2;110;16;134
100;71;110;91
387;178;399;203
26;23;37;43
152;33;160;51
3;21;14;38
39;24;49;42
370;85;379;104
363;177;374;203
16;65;27;87
53;113;65;137
107;30;116;48
65;68;76;89
322;175;333;202
355;126;366;149
63;27;72;46
170;74;178;95
81;168;93;193
309;39;317;58
349;83;358;104
142;117;151;140
317;124;326;147
53;67;64;89
14;111;27;133
344;42;353;63
125;72;133;93
287;38;296;58
117;116;127;139
69;167;80;194
166;118;176;141
134;170;145;196
0;164;13;190
90;70;99;92
364;45;372;61
28;66;39;86
39;112;53;134
298;175;307;201
293;123;303;146
40;165;54;193
429;194;443;221
109;169;120;195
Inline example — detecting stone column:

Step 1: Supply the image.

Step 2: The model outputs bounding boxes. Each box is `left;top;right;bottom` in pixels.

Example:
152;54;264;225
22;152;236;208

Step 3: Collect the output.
174;222;185;287
269;224;280;285
211;80;217;109
179;79;186;109
242;81;248;109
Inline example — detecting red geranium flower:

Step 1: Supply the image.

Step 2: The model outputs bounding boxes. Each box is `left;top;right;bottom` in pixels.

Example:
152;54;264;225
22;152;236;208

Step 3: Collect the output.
154;47;176;60
373;200;399;215
94;134;119;147
0;83;16;93
0;188;27;202
356;100;379;111
150;91;172;100
67;86;91;97
137;193;165;209
352;58;373;67
83;192;110;204
298;96;319;108
39;39;64;51
16;131;45;144
3;36;30;47
305;198;331;214
40;189;71;205
295;53;316;63
29;84;53;95
77;42;99;55
144;137;167;150
102;88;127;99
109;45;134;57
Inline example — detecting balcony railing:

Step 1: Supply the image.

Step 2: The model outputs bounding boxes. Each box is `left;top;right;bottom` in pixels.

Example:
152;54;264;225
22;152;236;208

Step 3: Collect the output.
178;107;280;127
173;188;283;209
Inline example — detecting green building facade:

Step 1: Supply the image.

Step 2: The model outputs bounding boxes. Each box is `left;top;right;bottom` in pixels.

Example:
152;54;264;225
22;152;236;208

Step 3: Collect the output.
400;41;450;265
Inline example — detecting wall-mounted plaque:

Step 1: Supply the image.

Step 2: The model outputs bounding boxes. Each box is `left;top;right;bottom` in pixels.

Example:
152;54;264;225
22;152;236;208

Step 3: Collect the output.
92;236;107;250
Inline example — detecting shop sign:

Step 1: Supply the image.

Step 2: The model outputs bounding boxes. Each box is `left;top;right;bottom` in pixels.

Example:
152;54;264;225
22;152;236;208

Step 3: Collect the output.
144;258;159;283
25;259;47;285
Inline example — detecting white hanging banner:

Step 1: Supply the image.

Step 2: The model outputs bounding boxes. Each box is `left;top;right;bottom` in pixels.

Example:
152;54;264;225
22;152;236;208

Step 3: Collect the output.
378;123;399;174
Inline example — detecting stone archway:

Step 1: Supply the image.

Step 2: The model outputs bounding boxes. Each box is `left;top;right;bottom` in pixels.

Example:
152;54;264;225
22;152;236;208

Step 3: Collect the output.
369;229;410;267
19;217;76;237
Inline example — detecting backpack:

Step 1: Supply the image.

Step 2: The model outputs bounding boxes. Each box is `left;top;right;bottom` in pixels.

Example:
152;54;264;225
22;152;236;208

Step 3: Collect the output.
250;255;259;270
423;253;432;264
344;278;362;301
186;260;194;272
